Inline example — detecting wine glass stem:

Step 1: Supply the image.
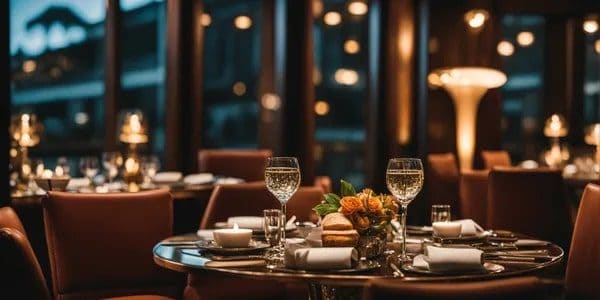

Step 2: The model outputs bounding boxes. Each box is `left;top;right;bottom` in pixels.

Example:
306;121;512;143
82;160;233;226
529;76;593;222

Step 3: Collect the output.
399;203;408;259
280;203;287;248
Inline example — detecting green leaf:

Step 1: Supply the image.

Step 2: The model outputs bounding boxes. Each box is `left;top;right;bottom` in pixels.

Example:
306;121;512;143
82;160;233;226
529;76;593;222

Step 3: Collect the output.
323;193;341;206
313;203;339;217
340;180;357;197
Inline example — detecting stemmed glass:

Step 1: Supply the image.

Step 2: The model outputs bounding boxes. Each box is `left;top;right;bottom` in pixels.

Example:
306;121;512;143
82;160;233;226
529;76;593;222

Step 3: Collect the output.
386;158;424;261
79;156;99;189
264;157;300;252
102;152;123;184
141;156;160;188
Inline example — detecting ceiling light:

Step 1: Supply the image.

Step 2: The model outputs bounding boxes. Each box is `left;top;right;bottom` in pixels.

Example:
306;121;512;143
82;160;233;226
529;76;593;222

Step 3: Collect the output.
314;101;330;116
323;11;341;26
464;9;489;29
516;31;534;47
497;40;514;56
347;1;368;16
584;19;598;34
234;15;252;30
344;39;360;54
201;13;211;27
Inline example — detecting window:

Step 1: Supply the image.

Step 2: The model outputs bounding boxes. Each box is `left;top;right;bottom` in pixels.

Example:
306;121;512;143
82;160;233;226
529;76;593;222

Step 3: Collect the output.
201;0;262;149
313;0;369;189
10;0;106;173
119;0;166;161
500;15;545;162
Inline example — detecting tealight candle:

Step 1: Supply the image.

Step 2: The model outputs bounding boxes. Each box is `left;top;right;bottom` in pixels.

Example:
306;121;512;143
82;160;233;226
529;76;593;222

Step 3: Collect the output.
213;223;252;248
432;221;462;238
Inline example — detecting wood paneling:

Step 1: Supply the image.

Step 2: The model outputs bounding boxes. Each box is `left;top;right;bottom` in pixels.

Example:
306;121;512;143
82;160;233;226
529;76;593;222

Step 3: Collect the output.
1;0;9;205
104;0;121;152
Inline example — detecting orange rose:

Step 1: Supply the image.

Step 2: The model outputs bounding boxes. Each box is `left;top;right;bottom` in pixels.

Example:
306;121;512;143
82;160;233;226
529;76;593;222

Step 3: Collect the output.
383;195;399;212
340;196;365;215
367;196;383;214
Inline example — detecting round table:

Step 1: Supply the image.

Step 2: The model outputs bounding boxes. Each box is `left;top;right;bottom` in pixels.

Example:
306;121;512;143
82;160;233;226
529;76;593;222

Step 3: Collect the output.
153;233;564;299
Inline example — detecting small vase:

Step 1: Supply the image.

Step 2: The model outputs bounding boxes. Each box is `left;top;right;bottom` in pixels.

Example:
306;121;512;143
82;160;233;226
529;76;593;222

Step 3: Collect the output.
356;233;387;258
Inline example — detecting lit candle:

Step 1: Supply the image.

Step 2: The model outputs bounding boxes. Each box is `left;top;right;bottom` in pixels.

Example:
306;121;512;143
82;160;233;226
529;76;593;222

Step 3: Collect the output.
432;221;462;238
213;223;253;248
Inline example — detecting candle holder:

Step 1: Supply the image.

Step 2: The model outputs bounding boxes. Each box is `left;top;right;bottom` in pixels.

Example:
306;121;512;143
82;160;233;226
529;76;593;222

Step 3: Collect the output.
9;114;43;193
428;67;507;170
542;114;569;168
119;111;148;192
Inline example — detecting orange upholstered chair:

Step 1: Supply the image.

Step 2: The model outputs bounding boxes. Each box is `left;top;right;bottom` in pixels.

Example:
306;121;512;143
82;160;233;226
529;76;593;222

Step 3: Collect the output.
43;190;181;300
481;150;512;170
286;186;323;223
564;184;600;299
427;153;460;217
0;206;51;300
459;170;489;225
363;276;546;300
197;149;272;182
314;176;333;193
487;168;571;249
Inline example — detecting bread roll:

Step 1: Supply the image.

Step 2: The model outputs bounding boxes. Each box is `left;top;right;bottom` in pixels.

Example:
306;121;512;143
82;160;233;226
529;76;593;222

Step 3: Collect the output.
322;229;359;247
322;213;353;230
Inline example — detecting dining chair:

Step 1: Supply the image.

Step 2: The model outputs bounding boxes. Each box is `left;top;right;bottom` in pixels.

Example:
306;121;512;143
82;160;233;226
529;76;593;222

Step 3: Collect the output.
459;170;489;225
487;168;572;249
200;182;322;228
43;190;182;300
197;149;272;182
481;150;512;170
564;184;600;299
0;206;51;300
426;153;460;218
363;276;546;300
314;175;333;193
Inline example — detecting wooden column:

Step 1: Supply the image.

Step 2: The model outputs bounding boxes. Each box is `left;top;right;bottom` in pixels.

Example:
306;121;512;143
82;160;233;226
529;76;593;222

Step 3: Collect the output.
544;16;585;146
188;0;205;172
275;0;315;185
104;0;121;152
1;0;10;205
258;0;282;154
165;0;195;171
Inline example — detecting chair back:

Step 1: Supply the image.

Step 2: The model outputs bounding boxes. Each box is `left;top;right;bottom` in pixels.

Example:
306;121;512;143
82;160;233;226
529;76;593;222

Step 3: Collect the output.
286;186;324;223
565;184;600;299
43;190;179;299
459;170;489;225
487;168;571;248
427;153;460;217
481;150;512;169
0;207;50;300
200;182;278;229
363;276;546;300
198;149;272;182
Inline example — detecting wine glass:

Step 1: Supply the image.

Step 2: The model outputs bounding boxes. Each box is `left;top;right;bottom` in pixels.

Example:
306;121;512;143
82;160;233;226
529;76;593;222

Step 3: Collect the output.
79;156;99;188
386;158;424;261
264;157;300;253
141;156;160;187
102;152;123;184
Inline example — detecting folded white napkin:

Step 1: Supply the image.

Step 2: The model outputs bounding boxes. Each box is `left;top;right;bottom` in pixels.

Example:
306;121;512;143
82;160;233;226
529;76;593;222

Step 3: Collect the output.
66;177;90;190
153;172;182;183
515;239;550;247
451;219;484;236
227;216;263;230
285;242;357;270
215;177;244;185
184;173;214;185
413;245;484;273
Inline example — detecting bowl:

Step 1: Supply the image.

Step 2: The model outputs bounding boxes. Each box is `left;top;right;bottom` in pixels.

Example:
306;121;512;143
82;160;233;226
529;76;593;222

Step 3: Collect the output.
34;176;71;192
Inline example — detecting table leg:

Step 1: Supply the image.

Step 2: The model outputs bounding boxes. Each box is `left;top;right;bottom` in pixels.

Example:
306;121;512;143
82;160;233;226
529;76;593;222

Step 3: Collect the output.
308;283;363;300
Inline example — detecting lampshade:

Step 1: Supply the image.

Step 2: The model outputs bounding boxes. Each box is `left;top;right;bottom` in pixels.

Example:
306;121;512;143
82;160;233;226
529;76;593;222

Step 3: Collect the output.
10;113;42;147
585;123;600;146
119;111;148;144
543;114;568;137
428;67;507;170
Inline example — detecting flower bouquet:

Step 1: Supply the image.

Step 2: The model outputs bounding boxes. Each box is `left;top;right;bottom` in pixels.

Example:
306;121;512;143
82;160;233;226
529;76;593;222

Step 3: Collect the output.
313;180;398;257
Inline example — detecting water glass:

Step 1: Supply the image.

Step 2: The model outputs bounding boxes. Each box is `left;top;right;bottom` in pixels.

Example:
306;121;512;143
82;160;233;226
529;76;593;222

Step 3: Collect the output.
79;156;99;187
263;209;282;247
141;156;160;186
102;152;123;183
431;205;452;224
